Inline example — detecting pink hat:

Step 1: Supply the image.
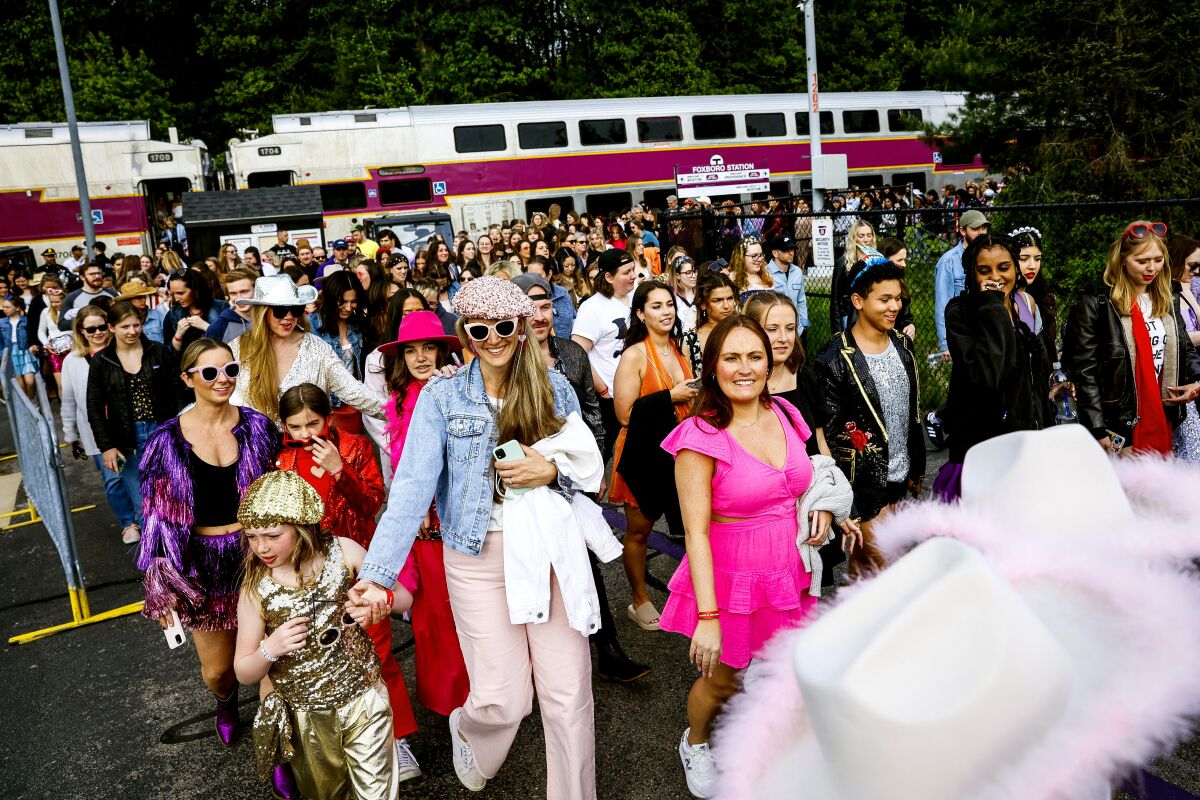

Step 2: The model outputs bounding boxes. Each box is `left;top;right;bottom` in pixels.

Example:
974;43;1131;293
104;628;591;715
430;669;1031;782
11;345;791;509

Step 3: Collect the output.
451;275;534;320
377;310;461;355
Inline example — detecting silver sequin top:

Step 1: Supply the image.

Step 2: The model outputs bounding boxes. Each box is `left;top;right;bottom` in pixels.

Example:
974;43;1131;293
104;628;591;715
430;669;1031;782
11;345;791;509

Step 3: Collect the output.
863;343;911;482
230;332;386;424
257;538;379;711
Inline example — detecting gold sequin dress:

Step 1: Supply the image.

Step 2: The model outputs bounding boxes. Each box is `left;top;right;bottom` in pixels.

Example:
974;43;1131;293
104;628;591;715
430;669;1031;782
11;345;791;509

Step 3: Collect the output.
252;538;398;800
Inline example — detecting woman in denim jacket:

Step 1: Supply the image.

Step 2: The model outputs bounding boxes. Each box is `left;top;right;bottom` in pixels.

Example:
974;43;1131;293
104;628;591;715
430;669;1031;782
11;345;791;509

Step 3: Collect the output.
352;277;598;800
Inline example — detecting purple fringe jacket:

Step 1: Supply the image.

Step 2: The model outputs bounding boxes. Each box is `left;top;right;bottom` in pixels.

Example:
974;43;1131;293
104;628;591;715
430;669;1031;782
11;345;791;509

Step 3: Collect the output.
137;407;280;619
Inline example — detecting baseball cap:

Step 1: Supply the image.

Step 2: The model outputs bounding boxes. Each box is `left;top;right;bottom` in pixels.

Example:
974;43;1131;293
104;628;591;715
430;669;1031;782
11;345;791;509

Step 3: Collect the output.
598;248;634;274
351;224;365;232
960;209;989;230
769;235;798;252
696;196;712;205
332;239;349;249
71;244;84;253
511;273;553;300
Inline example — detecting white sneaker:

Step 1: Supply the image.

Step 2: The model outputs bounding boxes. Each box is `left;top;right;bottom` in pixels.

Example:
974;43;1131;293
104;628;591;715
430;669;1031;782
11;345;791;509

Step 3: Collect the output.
121;524;141;545
679;728;717;798
394;737;422;783
449;707;486;792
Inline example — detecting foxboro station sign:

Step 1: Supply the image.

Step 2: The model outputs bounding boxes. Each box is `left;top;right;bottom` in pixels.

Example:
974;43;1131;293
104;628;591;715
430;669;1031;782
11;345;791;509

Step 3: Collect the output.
675;154;771;199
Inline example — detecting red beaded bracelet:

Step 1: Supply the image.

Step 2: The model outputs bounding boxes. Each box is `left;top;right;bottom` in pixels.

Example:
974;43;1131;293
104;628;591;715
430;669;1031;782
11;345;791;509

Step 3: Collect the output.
697;610;719;621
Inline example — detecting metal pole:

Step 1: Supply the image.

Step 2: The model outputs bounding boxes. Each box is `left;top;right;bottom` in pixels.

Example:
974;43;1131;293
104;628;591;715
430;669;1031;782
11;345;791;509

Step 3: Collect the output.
802;0;824;212
48;0;95;250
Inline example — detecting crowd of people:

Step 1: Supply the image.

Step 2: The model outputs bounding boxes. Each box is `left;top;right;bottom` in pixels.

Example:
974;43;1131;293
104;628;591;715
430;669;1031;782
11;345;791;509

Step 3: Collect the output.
8;191;1200;800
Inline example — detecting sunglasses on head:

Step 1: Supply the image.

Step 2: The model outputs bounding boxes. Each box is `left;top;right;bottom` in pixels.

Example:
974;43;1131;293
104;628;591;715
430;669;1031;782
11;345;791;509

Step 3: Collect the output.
270;305;306;319
44;287;64;295
82;324;107;334
187;360;241;383
464;318;519;341
1124;221;1168;241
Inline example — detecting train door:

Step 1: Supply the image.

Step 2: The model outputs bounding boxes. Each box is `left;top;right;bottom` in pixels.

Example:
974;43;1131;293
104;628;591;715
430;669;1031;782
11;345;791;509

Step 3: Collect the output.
140;177;192;251
459;200;514;234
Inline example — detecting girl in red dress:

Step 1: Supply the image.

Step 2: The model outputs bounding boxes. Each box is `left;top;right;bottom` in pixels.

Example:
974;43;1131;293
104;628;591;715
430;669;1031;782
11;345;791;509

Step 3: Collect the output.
275;382;422;782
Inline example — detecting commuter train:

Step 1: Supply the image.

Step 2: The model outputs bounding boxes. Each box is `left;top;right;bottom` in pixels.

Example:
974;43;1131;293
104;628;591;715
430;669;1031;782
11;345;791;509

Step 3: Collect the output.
0;121;210;260
227;91;985;241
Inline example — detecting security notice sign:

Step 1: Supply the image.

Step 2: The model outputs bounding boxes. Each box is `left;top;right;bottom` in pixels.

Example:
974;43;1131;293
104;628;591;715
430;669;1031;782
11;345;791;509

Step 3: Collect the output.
675;154;770;199
811;217;835;268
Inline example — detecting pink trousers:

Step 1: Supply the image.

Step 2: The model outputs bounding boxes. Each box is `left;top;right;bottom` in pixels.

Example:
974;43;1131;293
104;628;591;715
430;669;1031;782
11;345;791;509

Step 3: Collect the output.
443;532;596;800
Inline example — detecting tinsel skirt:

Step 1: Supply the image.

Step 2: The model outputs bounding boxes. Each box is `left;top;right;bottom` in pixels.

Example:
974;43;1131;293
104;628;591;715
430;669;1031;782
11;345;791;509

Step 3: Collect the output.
181;529;244;631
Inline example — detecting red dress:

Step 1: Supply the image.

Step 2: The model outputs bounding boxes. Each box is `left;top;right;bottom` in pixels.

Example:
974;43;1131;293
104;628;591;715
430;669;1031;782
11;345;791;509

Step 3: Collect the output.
388;382;471;716
277;427;418;738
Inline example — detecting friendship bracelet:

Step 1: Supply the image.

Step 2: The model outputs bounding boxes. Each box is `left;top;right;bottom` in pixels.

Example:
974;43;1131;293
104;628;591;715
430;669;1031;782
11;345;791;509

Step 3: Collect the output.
259;640;279;663
385;588;395;609
697;610;719;621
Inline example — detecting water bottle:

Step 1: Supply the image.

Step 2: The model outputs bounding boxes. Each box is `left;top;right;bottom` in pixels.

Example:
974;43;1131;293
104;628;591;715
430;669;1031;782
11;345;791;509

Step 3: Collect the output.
1050;362;1077;423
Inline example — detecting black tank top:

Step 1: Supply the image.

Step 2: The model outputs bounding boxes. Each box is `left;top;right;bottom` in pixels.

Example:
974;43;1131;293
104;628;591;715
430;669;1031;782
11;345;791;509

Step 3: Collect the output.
189;450;240;527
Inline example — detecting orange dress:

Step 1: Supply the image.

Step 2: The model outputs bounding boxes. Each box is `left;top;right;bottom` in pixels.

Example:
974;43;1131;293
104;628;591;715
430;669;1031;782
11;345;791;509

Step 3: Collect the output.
609;341;693;507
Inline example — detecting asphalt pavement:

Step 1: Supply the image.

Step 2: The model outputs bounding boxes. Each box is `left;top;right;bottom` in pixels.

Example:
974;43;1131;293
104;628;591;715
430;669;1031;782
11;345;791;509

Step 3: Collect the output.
2;399;1199;800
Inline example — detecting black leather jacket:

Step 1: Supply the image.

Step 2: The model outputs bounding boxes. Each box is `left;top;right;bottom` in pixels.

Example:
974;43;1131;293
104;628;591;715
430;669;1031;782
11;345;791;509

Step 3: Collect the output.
85;337;184;453
814;328;926;521
1063;285;1200;442
548;334;605;453
944;291;1055;462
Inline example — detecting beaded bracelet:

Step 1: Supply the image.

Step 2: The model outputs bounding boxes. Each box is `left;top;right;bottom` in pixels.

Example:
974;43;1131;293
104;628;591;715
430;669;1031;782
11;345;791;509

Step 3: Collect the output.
259;640;279;663
385;588;395;609
697;610;719;621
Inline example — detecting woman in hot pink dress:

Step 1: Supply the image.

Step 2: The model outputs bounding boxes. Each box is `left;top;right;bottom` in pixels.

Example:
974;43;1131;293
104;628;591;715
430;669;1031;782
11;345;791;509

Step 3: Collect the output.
659;315;827;799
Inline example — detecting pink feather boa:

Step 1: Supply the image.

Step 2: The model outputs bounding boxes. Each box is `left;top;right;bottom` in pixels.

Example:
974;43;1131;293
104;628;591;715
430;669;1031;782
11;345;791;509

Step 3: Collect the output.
713;455;1200;800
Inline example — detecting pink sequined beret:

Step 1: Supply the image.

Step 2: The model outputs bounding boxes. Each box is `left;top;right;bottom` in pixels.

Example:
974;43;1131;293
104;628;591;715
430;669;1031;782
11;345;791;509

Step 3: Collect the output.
451;275;534;320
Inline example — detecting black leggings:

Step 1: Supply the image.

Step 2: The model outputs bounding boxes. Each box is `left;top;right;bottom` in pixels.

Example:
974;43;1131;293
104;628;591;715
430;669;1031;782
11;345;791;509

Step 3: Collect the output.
597;396;619;466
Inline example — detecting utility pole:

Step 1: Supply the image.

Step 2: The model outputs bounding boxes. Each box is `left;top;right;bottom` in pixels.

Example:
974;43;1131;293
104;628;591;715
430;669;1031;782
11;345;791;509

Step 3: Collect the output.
48;0;95;250
801;0;824;212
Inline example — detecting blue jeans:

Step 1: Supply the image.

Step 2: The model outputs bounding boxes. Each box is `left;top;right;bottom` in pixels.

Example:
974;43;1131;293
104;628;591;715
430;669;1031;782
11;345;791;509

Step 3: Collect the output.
91;454;136;528
118;420;158;528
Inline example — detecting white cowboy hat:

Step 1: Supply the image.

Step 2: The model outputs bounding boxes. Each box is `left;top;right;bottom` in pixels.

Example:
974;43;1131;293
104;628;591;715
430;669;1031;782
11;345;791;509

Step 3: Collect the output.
716;425;1200;800
233;273;317;308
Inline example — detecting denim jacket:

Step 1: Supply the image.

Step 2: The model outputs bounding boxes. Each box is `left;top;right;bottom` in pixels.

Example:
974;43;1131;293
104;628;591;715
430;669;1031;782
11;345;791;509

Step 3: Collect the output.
360;358;581;587
0;316;29;353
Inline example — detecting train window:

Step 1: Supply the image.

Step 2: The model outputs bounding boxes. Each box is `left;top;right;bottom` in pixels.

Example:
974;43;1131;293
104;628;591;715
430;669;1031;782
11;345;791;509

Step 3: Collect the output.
584;191;633;219
642;189;676;210
745;113;786;138
849;174;884;189
795;112;835;136
454;124;507;154
379;178;434;206
319;182;367;211
843;110;880;134
637;117;682;143
890;171;927;192
579;118;627;146
354;113;377;123
24;128;53;139
887;109;924;132
692;114;735;140
299;117;312;126
247;171;292;188
769;180;792;198
524;196;575;222
518;122;568;150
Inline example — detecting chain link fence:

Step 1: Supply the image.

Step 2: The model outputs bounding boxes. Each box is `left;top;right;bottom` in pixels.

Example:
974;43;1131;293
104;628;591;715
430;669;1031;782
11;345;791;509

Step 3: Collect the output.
661;197;1200;413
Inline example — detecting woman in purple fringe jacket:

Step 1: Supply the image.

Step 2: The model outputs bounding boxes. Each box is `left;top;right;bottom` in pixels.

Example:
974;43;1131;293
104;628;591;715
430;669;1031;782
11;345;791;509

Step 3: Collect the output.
137;337;280;747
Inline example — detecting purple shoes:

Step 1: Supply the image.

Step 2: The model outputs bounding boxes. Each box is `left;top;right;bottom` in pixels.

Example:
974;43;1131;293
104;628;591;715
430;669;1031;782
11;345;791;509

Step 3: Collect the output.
271;763;299;800
213;688;241;746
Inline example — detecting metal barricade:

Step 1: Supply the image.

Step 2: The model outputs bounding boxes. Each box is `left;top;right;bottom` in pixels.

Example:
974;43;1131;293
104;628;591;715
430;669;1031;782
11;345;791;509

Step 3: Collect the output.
1;355;142;644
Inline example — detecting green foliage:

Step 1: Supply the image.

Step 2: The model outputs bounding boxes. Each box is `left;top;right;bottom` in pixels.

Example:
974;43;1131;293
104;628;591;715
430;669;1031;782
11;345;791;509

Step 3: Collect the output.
1;0;1197;208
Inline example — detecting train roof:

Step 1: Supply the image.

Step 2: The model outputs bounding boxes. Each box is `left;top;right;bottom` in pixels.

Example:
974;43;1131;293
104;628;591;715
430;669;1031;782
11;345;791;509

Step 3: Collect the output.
0;120;152;145
271;91;965;133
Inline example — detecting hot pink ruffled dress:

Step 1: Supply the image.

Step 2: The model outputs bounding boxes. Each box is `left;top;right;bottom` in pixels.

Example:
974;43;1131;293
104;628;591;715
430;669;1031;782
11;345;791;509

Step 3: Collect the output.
658;399;818;669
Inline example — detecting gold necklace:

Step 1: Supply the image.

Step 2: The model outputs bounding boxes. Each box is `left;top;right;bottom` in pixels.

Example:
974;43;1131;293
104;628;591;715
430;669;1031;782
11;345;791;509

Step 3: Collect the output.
734;412;761;428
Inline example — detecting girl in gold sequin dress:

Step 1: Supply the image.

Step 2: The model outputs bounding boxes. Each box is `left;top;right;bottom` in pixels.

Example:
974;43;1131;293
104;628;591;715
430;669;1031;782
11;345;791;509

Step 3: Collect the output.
232;471;414;800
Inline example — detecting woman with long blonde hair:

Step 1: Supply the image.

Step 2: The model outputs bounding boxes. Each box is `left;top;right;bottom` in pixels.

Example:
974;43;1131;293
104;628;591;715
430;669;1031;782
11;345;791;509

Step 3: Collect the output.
350;276;602;798
1064;221;1200;455
831;219;878;333
228;274;384;425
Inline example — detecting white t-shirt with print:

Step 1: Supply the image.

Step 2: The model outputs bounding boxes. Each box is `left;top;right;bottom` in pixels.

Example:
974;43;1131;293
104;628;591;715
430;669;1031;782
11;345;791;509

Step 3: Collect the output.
571;293;631;390
1137;294;1167;376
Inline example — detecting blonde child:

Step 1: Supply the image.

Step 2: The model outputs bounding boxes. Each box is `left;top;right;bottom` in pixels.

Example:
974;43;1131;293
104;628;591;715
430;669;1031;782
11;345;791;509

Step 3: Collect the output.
233;471;412;800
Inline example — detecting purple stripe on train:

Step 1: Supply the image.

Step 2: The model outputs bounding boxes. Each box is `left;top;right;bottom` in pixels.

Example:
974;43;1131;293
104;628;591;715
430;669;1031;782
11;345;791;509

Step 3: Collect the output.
0;191;146;244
